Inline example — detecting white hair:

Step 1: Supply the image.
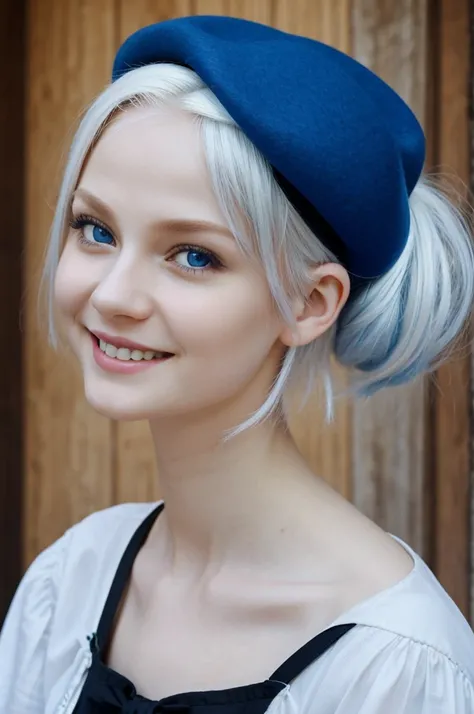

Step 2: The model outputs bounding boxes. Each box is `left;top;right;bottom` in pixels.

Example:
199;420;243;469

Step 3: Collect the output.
42;64;474;437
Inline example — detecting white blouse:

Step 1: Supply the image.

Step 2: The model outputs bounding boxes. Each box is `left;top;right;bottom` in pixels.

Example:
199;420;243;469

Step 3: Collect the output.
1;501;473;714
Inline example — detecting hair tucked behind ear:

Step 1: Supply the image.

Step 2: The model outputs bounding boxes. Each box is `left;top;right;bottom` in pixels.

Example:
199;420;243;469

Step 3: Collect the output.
334;176;474;395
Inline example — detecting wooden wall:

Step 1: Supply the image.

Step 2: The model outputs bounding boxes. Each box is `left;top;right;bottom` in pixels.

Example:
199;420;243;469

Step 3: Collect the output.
0;0;25;623
15;0;472;625
430;0;472;622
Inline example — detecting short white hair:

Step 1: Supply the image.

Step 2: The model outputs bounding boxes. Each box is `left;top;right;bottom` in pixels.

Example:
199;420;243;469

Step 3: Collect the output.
41;64;474;437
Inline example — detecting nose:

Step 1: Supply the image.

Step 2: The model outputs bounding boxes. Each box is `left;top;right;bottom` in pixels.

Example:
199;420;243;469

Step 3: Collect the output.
90;256;154;321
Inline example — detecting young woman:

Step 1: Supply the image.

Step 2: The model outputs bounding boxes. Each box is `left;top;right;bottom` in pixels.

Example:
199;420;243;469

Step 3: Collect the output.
1;15;474;714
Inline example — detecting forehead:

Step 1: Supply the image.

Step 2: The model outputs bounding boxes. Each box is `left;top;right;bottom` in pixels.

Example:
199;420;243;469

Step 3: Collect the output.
77;106;225;223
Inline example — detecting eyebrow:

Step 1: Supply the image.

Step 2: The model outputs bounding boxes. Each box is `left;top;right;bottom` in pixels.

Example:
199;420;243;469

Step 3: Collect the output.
72;187;234;240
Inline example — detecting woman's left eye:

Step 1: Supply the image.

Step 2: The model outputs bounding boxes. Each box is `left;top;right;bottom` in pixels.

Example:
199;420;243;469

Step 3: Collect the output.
171;247;222;273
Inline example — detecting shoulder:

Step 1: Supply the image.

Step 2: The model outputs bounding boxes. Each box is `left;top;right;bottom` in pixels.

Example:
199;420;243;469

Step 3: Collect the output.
1;500;160;634
295;535;474;712
336;536;474;674
0;501;160;713
288;622;474;714
53;501;161;625
345;536;474;682
66;500;160;551
38;501;160;612
0;504;157;714
0;531;72;711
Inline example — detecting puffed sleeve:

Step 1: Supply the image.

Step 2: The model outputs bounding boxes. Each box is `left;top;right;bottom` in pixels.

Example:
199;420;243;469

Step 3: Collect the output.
0;532;70;714
286;625;474;714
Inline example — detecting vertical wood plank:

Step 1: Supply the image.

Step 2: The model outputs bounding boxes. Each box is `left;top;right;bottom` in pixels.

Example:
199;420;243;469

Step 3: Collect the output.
272;0;351;51
0;0;25;621
273;0;353;499
433;0;471;617
192;0;272;21
471;0;474;630
351;0;429;555
25;0;117;564
120;0;193;36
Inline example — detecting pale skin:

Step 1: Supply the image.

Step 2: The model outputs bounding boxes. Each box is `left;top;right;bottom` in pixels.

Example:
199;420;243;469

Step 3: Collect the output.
54;107;414;699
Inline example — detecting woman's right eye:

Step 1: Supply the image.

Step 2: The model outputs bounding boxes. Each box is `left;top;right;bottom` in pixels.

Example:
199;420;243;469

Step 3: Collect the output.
69;215;115;246
83;223;115;245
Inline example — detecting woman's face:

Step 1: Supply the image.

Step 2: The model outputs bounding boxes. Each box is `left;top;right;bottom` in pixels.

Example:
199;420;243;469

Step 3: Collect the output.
54;107;286;424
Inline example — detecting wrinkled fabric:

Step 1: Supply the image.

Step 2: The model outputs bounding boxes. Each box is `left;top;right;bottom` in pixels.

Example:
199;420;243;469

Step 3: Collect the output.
289;624;474;714
1;502;473;714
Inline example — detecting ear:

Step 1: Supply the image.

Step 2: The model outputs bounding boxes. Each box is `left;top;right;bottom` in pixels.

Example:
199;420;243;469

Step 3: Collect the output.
279;264;350;348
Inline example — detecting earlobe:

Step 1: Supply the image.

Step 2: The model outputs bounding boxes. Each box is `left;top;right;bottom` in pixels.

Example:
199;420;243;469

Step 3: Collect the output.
279;264;350;348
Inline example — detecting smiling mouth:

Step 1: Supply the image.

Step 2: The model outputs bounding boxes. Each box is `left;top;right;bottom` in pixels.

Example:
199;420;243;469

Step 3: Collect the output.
92;334;174;363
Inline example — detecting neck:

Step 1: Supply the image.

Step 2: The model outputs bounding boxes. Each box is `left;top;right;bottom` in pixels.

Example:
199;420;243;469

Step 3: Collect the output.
148;410;343;577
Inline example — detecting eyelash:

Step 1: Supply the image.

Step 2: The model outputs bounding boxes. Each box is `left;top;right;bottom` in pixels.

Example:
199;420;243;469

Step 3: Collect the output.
68;214;224;274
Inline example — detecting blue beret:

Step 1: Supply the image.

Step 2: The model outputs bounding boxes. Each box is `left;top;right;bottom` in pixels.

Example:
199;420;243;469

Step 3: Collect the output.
112;15;426;280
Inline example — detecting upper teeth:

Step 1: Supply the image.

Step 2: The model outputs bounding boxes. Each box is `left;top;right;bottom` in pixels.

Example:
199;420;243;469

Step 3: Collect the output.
99;339;158;361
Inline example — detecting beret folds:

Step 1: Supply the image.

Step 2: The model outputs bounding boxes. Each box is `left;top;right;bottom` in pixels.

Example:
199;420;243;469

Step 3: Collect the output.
112;15;426;280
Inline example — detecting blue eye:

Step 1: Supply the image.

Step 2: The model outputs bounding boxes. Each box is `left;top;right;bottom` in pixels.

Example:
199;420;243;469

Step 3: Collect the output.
188;250;211;268
70;215;115;247
174;248;216;271
84;223;114;245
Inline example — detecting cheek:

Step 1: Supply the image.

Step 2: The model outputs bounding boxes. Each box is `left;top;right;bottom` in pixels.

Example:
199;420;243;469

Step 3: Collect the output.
54;244;94;319
166;276;281;378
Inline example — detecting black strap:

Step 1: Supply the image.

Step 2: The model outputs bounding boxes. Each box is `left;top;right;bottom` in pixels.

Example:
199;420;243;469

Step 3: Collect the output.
270;623;356;684
95;503;165;652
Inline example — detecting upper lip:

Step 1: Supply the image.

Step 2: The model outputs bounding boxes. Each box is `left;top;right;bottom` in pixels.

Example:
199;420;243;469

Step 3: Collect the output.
91;330;170;354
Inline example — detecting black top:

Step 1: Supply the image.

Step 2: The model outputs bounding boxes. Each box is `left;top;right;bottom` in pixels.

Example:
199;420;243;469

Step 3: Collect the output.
73;503;356;713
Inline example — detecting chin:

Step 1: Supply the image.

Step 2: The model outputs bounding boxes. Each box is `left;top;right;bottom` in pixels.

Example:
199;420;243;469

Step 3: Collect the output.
83;382;159;422
91;404;147;422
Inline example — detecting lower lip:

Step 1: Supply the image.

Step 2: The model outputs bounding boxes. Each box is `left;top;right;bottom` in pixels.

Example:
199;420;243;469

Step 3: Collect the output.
90;333;172;374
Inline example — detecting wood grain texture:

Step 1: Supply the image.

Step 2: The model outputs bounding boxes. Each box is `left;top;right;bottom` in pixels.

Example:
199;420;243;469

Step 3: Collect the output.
432;0;471;617
272;0;351;50
192;0;272;21
24;0;117;564
350;0;429;554
0;0;25;623
471;0;474;630
120;0;193;34
273;0;352;499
